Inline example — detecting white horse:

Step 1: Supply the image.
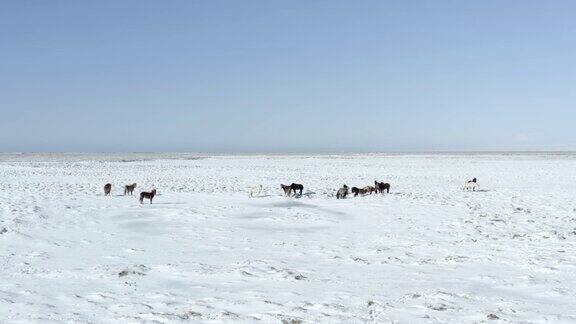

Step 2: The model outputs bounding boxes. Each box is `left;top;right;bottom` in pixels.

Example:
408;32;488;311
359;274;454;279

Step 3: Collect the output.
247;185;263;198
463;178;478;191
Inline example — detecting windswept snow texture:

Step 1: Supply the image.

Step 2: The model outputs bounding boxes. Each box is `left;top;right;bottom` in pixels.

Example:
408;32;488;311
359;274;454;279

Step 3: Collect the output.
1;153;576;323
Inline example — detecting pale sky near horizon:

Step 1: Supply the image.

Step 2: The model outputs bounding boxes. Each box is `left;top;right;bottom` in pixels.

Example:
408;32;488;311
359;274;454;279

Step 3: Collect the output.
1;1;575;152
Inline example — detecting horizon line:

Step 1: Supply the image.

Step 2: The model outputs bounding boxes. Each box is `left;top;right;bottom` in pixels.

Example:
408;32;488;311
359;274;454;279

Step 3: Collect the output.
2;150;576;155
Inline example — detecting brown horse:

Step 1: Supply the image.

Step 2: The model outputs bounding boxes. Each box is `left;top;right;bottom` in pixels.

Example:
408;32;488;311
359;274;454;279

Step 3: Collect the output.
281;184;292;196
351;186;375;196
362;186;376;195
124;183;137;195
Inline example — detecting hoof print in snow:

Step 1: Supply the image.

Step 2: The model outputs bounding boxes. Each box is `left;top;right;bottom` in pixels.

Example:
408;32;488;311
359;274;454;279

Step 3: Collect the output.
240;270;254;277
178;311;202;320
118;270;134;277
427;303;448;311
282;320;303;324
0;227;7;234
487;314;500;320
220;311;239;319
351;256;370;264
294;274;307;280
118;264;150;277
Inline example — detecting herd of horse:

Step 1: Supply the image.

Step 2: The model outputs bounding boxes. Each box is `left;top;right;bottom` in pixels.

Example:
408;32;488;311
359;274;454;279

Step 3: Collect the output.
103;177;478;203
279;180;391;199
280;177;478;198
103;183;156;204
341;181;391;198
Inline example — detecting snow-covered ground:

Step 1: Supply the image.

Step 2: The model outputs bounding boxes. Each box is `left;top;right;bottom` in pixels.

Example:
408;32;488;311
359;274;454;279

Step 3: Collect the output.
1;153;576;323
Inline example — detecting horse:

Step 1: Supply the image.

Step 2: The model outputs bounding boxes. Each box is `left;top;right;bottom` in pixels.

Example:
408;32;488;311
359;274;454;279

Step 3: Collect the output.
104;183;112;196
362;186;376;195
290;183;304;196
281;184;293;196
281;183;304;197
140;189;157;204
463;178;478;191
124;183;137;195
374;181;390;194
248;185;263;197
336;185;349;199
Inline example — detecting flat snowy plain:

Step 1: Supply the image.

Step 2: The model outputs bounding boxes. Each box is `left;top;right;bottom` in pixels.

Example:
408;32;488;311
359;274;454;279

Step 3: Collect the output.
1;153;576;323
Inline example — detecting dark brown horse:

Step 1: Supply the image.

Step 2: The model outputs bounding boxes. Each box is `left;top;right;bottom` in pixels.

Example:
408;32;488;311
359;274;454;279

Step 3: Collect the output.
374;181;390;194
140;189;156;204
104;183;112;196
281;183;304;197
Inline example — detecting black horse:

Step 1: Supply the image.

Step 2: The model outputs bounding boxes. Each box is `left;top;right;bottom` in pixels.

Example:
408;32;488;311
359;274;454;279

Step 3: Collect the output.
290;183;304;196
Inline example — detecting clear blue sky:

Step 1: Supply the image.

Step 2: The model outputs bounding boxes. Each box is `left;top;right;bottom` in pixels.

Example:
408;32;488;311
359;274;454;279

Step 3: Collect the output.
1;1;575;152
